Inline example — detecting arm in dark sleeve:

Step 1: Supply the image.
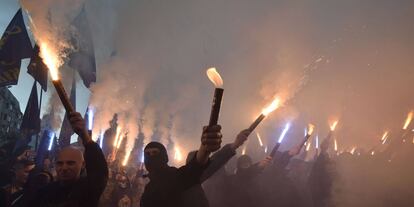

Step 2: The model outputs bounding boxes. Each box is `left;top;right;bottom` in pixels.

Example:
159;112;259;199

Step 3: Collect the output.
84;142;109;198
201;144;236;182
177;151;209;191
273;151;293;170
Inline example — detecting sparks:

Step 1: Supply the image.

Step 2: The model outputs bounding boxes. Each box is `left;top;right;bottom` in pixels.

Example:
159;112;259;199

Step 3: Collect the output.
403;111;413;130
39;42;61;80
47;132;55;151
206;67;223;88
256;133;263;147
262;97;281;116
113;127;122;147
278;123;291;143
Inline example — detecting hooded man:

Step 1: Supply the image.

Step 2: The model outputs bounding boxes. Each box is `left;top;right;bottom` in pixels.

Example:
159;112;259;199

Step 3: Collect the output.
140;125;222;207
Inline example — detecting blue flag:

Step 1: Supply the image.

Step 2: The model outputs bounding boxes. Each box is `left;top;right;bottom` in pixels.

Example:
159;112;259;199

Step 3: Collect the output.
0;9;33;87
68;7;96;88
28;45;48;91
20;81;41;135
58;79;76;147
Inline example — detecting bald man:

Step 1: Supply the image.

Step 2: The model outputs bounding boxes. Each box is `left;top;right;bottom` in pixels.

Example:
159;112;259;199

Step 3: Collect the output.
31;112;108;207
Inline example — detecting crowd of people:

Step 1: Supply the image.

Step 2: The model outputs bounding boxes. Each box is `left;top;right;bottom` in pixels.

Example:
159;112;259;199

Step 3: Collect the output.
1;112;414;207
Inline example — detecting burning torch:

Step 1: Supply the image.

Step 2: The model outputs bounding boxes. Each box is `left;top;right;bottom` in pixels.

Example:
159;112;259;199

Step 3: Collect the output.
300;124;315;148
207;68;224;126
269;122;291;158
248;97;281;133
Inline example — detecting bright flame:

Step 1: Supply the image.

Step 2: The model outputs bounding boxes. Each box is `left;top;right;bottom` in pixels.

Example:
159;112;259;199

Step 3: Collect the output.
39;42;60;80
350;146;357;155
48;132;55;151
334;139;338;151
256;133;263;147
307;124;315;136
88;108;94;130
330;120;339;131
113;127;122;147
141;149;145;163
305;141;312;151
122;150;131;166
262;97;281;116
403;111;413;130
116;133;124;149
174;147;183;161
381;131;389;141
278;123;291;143
264;146;268;153
242;146;247;155
206;67;223;88
371;151;375;156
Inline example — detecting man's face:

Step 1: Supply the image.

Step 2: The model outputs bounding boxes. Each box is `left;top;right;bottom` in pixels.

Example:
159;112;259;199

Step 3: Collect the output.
15;165;34;185
56;148;84;182
144;148;160;157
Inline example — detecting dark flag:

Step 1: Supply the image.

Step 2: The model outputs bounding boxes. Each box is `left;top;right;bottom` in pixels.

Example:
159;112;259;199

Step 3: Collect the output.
20;81;41;135
0;9;33;87
68;7;96;88
58;79;76;147
28;44;48;91
35;130;53;168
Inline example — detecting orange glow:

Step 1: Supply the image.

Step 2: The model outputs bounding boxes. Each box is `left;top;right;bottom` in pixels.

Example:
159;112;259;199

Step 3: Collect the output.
256;133;263;147
403;111;413;130
307;124;315;136
350;146;357;155
116;134;124;149
330;120;339;131
305;141;312;151
380;131;389;141
113;127;122;147
39;42;61;80
262;97;281;116
334;139;338;151
206;67;223;88
371;151;375;156
242;146;247;155
122;150;131;166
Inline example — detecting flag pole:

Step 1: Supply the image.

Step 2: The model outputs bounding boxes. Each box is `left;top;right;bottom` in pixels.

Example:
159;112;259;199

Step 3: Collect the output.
35;82;43;151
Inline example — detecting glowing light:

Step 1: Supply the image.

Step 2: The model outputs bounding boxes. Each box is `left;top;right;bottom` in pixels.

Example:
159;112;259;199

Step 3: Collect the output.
330;120;339;131
122;150;131;166
174;147;183;161
140;149;145;163
116;133;124;149
206;67;223;88
48;132;55;151
307;124;315;136
256;133;263;147
334;139;338;151
350;146;357;155
381;131;389;142
278;123;291;143
39;42;61;80
99;131;104;148
242;146;247;155
371;151;375;156
113;127;122;147
305;141;312;151
262;97;281;116
403;111;413;130
88;108;94;130
315;135;319;149
264;146;268;153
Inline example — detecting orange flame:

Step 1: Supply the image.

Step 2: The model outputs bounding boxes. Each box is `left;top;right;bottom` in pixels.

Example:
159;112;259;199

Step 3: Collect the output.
307;124;315;136
334;139;338;151
122;150;131;166
403;111;413;130
330;120;339;131
116;133;124;149
262;97;281;116
305;141;312;151
380;131;389;142
242;146;247;155
39;42;61;80
256;133;263;147
174;146;183;161
350;146;357;155
371;151;375;156
206;68;223;88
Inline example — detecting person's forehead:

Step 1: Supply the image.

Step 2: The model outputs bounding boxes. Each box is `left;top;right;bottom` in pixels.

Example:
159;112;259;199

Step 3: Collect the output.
145;148;160;153
57;148;83;162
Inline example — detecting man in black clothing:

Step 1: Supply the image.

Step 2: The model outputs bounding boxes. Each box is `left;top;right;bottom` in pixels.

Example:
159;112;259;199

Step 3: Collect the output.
31;112;108;207
140;125;222;207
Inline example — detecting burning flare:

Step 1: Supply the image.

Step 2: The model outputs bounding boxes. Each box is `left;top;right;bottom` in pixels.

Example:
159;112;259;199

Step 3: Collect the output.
305;141;312;151
113;127;122;147
315;135;319;149
330;120;339;131
307;124;315;136
334;139;338;151
256;133;263;147
242;146;247;155
262;97;281;116
350;146;357;155
403;111;413;130
206;68;223;88
174;147;183;161
278;123;291;143
39;42;61;80
116;133;124;149
122;150;131;166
